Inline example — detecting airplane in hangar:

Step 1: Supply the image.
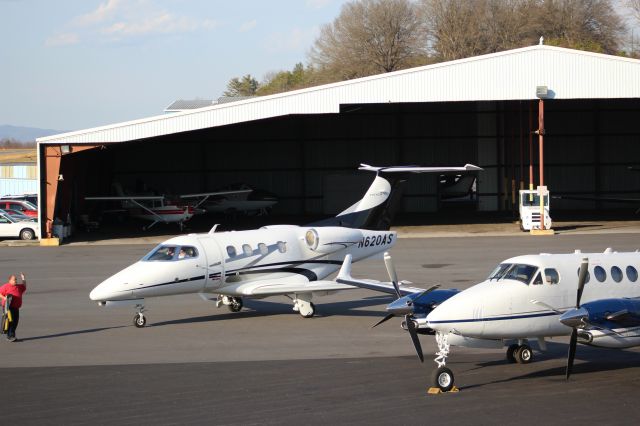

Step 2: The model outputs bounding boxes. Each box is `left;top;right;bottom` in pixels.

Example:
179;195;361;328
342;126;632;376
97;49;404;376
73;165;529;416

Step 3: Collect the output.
88;162;482;327
86;185;252;230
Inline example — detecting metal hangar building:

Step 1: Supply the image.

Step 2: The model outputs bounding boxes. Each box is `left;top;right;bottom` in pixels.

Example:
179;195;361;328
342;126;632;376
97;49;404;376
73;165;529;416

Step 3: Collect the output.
37;44;640;238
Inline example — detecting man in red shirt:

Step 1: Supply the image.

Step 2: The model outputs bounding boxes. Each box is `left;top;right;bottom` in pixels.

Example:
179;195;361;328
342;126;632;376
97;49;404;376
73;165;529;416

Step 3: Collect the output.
1;273;27;342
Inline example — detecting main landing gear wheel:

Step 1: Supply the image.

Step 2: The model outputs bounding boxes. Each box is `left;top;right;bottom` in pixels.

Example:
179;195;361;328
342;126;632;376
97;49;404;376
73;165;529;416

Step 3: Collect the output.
133;313;147;328
514;344;533;364
228;297;243;313
301;302;315;318
431;367;455;392
506;344;519;363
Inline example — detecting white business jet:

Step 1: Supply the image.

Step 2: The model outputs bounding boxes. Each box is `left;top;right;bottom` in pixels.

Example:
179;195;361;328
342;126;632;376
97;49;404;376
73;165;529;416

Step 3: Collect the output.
422;249;640;391
89;163;481;327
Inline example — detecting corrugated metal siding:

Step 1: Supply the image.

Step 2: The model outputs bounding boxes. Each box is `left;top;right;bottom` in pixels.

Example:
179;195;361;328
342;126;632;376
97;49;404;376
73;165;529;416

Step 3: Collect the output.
0;164;38;196
38;45;640;145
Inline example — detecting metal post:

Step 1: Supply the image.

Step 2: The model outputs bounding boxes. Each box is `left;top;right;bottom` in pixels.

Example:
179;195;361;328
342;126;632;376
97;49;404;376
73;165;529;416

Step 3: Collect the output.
538;99;545;230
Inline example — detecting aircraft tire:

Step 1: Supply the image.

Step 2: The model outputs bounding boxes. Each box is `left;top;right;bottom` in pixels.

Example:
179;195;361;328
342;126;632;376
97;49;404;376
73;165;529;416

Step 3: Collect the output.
431;366;455;392
506;344;519;363
514;344;532;364
133;313;147;328
228;298;243;312
300;302;315;318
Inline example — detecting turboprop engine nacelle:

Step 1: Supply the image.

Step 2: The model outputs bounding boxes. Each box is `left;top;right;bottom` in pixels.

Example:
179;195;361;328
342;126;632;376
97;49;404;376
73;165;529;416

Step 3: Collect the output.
302;227;363;254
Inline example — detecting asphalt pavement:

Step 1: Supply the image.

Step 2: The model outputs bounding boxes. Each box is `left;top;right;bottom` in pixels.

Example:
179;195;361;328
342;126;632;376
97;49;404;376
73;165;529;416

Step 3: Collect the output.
1;232;640;424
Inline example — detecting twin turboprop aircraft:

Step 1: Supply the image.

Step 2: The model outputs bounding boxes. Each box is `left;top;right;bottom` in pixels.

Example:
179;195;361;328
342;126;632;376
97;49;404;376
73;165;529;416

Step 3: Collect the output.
89;163;481;327
346;249;640;391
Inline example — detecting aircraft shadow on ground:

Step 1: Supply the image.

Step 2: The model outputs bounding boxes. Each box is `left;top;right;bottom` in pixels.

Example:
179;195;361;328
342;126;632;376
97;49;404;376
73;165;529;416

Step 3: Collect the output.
150;296;391;327
19;326;127;342
553;224;601;232
460;343;640;390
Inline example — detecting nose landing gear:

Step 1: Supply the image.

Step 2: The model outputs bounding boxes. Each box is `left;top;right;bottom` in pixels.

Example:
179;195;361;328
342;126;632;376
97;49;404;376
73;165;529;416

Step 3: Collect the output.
133;304;147;328
429;332;458;393
216;295;244;313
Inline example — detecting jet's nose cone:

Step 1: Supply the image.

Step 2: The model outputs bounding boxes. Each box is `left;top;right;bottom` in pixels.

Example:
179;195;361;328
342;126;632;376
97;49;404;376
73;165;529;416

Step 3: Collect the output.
560;307;589;328
89;282;110;302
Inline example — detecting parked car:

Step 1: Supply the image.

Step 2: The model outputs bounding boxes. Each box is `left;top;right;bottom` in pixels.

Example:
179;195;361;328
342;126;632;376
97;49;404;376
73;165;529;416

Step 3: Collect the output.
0;209;36;222
0;200;38;218
0;193;38;206
0;211;39;240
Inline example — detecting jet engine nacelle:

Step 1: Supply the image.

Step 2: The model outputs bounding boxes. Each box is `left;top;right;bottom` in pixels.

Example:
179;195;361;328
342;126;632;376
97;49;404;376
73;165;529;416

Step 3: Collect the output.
301;227;362;254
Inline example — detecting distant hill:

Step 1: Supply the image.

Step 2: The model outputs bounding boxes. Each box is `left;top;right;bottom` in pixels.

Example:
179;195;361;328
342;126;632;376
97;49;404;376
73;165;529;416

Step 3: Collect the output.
0;125;63;142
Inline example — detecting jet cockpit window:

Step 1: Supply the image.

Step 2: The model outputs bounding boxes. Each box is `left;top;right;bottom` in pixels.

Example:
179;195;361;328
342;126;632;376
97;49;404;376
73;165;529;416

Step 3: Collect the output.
544;268;559;284
144;245;178;261
626;266;638;282
611;266;623;283
594;266;607;282
178;246;198;260
503;264;538;284
532;272;543;285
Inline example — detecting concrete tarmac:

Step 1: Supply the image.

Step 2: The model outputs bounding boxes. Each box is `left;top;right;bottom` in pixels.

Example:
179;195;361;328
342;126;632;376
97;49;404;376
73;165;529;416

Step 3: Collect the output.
1;233;640;424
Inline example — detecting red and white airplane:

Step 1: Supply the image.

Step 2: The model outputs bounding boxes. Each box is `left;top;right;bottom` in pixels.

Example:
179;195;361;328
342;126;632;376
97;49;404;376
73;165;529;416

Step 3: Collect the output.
86;185;251;230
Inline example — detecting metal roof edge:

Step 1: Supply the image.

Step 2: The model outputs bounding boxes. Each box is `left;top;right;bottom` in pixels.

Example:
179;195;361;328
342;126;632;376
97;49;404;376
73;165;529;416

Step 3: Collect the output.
37;44;640;144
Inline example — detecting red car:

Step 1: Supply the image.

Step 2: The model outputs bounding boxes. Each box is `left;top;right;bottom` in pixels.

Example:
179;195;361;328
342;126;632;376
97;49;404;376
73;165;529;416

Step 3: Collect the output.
0;200;38;218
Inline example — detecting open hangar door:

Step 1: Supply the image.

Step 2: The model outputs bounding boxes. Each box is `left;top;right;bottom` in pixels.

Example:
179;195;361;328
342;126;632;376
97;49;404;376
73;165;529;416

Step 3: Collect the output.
44;97;640;238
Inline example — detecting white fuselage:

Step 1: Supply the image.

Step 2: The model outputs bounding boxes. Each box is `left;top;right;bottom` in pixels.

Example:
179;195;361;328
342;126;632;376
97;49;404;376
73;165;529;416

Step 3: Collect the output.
426;250;640;340
90;225;396;302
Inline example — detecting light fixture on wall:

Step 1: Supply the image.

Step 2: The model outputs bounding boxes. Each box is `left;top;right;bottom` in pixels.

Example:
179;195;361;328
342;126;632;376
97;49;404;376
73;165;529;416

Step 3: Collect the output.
58;174;64;181
61;145;71;154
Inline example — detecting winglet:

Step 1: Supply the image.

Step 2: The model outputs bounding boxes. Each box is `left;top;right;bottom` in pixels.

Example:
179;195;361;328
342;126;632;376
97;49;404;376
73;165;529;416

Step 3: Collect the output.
337;254;353;281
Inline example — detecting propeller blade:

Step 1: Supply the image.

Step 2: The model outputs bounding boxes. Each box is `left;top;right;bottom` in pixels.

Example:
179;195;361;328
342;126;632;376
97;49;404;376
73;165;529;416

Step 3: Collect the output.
372;313;395;328
383;252;402;299
415;285;440;299
405;315;424;363
576;258;588;308
566;328;578;380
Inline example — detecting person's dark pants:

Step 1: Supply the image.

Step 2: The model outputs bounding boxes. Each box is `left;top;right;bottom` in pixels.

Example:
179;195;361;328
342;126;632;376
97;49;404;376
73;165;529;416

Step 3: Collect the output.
7;307;19;339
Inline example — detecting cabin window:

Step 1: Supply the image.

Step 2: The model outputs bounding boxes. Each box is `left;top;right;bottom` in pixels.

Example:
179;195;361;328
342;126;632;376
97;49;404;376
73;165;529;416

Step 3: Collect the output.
503;264;538;284
544;268;559;284
226;246;237;257
277;241;287;253
594;266;606;282
576;267;590;284
626;266;638;282
242;244;253;256
178;246;198;260
145;245;177;261
258;243;268;255
532;272;543;285
611;266;623;283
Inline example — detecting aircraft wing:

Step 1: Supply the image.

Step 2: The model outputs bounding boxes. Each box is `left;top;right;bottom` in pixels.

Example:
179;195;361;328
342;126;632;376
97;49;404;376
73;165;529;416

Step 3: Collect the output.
553;195;640;203
229;279;357;296
85;196;165;201
179;189;252;199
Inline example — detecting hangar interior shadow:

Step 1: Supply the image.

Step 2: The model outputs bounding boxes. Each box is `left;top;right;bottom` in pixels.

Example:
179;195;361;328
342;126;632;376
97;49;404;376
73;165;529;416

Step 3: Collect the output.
47;98;640;239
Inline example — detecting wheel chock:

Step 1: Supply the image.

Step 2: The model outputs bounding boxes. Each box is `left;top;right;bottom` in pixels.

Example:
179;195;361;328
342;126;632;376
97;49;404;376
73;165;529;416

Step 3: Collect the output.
427;386;459;394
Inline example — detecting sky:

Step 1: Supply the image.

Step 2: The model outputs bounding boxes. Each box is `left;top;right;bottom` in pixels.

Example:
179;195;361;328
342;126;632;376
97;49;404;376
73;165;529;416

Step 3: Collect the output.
0;0;350;131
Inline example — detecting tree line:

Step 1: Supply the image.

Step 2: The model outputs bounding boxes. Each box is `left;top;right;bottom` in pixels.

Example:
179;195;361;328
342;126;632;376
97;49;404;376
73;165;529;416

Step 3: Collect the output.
224;0;640;97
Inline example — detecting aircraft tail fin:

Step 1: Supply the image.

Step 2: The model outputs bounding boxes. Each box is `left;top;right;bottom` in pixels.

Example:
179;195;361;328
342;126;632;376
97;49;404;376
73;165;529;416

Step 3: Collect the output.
311;163;481;231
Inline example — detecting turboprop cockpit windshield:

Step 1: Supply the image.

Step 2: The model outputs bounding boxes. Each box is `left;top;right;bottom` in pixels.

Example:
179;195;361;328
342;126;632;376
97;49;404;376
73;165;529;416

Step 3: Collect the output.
487;263;538;284
143;245;199;261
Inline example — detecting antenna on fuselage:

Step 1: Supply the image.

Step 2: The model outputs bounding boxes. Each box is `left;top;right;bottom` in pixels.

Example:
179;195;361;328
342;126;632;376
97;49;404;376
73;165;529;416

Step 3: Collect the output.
209;224;220;234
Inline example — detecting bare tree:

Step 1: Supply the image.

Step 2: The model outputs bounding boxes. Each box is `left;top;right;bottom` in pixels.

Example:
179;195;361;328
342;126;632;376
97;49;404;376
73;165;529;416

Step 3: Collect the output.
628;0;640;23
309;0;429;81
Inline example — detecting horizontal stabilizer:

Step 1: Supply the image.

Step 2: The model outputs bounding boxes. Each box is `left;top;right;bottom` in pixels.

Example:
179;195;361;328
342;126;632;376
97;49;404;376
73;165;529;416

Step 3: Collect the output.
359;164;482;173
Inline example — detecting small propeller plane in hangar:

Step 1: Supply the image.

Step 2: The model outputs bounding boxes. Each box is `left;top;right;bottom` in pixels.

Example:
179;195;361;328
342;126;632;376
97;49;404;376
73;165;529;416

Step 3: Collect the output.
346;248;640;392
89;163;481;327
86;187;252;230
